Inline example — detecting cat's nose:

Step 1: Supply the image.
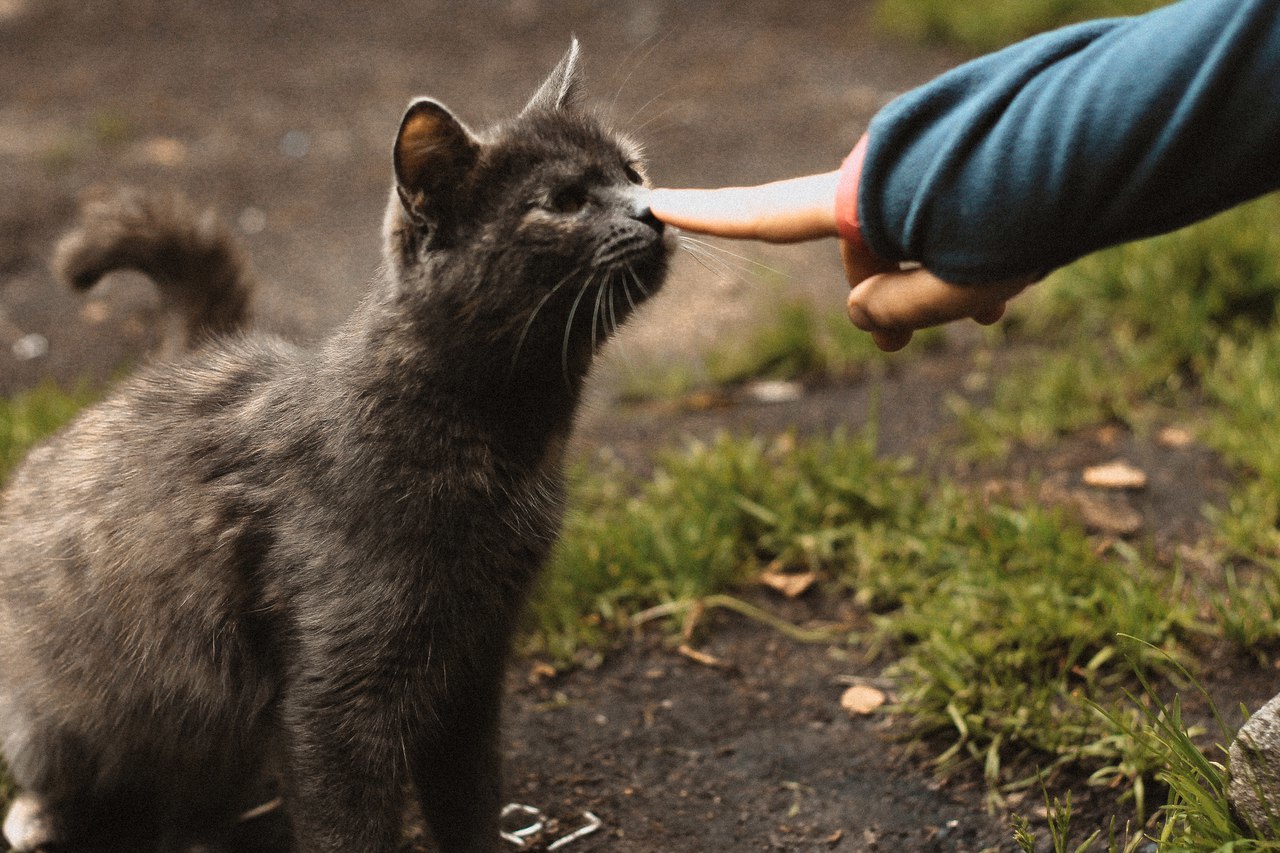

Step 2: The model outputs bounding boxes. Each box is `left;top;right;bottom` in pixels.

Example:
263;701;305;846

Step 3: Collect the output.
631;194;665;236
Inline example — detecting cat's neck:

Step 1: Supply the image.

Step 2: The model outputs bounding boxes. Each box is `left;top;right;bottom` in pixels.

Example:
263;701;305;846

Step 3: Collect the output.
319;284;585;466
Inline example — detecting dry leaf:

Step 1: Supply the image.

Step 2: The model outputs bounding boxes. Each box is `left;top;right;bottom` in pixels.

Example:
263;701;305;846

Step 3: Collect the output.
1157;426;1194;448
1073;492;1143;535
527;661;556;684
678;644;730;669
840;685;886;716
758;568;817;599
1082;460;1147;490
141;137;188;167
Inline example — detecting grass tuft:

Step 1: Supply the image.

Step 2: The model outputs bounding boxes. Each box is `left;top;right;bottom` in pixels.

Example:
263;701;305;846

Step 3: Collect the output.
619;292;943;402
959;195;1280;456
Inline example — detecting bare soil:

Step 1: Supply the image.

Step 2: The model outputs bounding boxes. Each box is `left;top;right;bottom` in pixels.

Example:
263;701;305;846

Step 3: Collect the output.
1;2;1274;851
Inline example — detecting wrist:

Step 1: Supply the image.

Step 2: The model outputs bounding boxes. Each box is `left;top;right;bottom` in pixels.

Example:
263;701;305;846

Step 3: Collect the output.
835;133;872;253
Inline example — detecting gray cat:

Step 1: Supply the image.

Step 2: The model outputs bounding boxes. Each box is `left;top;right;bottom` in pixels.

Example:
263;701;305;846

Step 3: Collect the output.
0;42;669;852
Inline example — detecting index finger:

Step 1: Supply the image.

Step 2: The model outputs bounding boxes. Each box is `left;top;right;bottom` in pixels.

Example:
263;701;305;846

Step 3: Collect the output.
648;172;841;243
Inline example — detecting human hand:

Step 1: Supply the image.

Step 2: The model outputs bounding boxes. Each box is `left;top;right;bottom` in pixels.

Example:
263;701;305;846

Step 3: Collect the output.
844;260;1031;352
649;173;1030;352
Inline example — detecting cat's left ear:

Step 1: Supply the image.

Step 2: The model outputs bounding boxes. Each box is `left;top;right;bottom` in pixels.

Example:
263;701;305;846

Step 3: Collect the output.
394;98;479;227
522;38;582;114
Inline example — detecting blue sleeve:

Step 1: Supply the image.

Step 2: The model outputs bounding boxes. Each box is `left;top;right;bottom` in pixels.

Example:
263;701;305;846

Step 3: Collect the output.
858;0;1280;284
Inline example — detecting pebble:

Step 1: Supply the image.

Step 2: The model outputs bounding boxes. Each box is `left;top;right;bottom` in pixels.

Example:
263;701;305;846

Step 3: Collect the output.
11;332;47;361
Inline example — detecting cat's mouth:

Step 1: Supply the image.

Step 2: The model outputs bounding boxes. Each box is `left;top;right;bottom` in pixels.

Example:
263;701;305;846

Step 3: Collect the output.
586;192;670;311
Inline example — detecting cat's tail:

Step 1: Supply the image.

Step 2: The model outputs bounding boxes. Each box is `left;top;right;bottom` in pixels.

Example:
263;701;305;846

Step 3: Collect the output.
53;189;254;351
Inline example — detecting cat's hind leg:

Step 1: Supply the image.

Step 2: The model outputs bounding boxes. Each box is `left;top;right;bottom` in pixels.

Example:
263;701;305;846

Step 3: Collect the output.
0;713;138;852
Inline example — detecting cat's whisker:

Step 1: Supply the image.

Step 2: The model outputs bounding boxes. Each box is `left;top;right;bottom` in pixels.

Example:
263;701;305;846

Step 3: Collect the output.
625;264;653;302
620;267;640;316
608;27;676;119
590;274;608;353
679;236;792;280
562;272;598;387
606;271;623;339
509;269;578;380
678;239;745;284
626;90;680;133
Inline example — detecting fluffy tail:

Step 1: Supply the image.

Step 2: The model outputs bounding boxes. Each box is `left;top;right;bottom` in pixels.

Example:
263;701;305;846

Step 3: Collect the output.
53;189;253;351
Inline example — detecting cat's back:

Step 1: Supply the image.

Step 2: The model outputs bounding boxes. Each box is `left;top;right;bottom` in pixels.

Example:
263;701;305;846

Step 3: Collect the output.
1;333;301;522
0;334;306;639
0;333;308;744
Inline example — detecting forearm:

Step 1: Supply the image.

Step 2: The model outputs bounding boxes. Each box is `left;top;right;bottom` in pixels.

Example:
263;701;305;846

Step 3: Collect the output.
853;0;1280;283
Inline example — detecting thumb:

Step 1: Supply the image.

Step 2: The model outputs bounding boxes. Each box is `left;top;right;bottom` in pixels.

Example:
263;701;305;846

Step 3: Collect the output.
847;267;1031;341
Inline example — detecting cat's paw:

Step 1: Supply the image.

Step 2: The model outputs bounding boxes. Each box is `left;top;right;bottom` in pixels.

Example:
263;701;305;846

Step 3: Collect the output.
3;793;70;851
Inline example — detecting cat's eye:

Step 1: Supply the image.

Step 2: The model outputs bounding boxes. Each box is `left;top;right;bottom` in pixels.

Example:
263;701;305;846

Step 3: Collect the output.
623;162;644;185
548;185;588;214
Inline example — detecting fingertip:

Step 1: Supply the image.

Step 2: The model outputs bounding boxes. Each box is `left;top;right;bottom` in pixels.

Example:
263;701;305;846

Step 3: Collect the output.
645;188;679;221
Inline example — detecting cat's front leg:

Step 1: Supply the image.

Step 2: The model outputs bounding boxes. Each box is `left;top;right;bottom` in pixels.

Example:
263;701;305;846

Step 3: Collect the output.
410;669;505;853
278;688;408;852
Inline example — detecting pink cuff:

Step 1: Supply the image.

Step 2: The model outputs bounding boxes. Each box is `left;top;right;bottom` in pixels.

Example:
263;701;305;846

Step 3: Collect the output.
835;133;870;252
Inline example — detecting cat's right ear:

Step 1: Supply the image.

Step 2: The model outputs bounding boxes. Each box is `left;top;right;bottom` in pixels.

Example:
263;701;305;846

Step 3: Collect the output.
393;98;479;228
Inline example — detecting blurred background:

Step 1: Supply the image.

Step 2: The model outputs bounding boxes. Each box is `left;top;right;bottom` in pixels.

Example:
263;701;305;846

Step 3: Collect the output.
0;0;961;398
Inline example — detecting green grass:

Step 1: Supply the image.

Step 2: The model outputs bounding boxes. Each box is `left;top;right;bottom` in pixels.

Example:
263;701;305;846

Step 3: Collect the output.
0;382;94;478
1013;646;1280;851
528;428;1205;824
874;0;1169;53
956;195;1280;664
526;430;918;661
936;189;1280;845
959;195;1280;456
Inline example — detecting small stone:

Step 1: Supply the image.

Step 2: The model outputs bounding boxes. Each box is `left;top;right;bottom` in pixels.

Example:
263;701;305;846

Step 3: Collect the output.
743;379;804;405
1229;691;1280;837
11;332;47;361
280;129;312;158
1083;460;1148;490
238;207;267;235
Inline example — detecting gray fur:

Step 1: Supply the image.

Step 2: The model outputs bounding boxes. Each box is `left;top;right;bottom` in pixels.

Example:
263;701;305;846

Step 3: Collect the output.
0;44;668;853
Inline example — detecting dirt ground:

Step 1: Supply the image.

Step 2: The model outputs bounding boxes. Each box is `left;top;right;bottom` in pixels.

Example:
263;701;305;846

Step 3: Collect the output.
1;2;1275;851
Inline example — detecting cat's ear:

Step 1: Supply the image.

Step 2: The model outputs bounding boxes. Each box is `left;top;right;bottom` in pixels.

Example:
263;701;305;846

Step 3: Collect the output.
394;98;479;227
522;39;582;114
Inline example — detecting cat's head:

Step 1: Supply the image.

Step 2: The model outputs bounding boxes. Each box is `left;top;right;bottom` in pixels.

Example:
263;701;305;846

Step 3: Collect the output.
384;41;671;386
